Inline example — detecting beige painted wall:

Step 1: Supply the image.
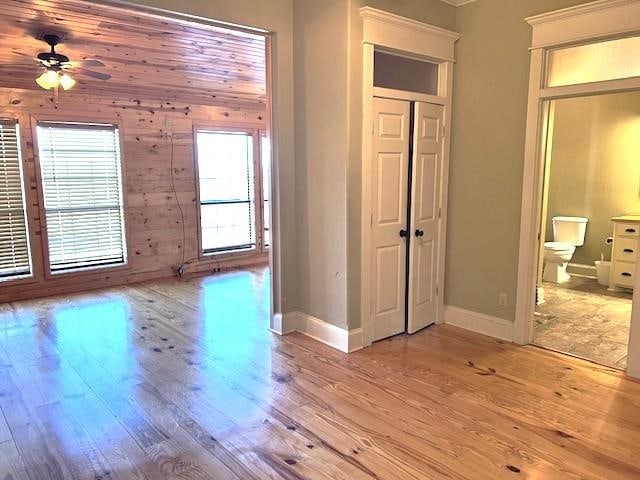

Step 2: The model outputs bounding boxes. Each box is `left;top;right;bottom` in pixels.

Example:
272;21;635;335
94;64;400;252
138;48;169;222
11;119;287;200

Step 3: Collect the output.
545;92;640;267
123;0;296;316
447;0;593;321
294;0;350;328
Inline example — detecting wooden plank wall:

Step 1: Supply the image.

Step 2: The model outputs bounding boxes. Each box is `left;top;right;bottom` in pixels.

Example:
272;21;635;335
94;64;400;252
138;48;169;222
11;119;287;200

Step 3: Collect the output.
0;87;268;302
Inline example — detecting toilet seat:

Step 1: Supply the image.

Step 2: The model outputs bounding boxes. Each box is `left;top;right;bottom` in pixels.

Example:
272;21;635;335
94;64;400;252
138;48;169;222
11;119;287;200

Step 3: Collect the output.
544;241;574;252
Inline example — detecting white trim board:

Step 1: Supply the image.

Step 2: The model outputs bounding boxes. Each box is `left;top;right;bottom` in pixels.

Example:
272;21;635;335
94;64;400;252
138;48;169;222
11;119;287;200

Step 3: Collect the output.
444;306;514;342
567;263;597;277
278;312;363;353
526;0;640;49
439;0;477;6
360;7;460;62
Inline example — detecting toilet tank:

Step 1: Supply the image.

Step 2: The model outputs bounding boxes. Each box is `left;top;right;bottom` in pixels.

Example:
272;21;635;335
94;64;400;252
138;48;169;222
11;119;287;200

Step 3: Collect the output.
553;216;588;246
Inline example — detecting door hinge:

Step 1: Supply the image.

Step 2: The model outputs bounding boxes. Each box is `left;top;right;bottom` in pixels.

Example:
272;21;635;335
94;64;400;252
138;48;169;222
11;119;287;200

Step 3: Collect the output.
438;208;442;219
436;286;439;296
372;122;375;135
441;125;446;138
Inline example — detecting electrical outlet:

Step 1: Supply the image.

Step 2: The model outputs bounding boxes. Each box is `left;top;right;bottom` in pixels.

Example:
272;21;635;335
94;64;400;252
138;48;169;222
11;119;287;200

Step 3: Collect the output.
499;293;508;306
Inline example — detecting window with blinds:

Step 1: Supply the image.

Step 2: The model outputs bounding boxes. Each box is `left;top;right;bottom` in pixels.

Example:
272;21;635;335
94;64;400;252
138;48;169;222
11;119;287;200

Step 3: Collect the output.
196;131;256;254
0;119;31;280
36;122;127;273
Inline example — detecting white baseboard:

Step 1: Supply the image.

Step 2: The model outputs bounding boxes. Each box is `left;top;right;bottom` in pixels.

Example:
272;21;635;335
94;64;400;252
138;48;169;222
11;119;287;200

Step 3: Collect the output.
444;305;514;342
275;311;361;353
567;262;597;278
348;328;364;352
270;313;285;335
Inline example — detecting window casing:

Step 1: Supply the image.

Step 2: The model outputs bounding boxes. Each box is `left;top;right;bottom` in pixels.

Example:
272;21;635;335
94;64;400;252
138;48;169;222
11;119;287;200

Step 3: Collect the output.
0;119;32;280
261;133;271;250
36;122;127;273
196;129;269;255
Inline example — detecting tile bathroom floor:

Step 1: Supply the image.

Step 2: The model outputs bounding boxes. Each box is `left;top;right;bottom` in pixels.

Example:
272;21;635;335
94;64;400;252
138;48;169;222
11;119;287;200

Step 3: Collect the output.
534;276;632;369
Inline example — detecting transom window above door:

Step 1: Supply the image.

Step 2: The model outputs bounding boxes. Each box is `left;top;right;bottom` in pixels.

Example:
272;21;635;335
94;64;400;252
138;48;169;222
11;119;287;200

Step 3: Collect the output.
36;122;127;273
546;35;640;88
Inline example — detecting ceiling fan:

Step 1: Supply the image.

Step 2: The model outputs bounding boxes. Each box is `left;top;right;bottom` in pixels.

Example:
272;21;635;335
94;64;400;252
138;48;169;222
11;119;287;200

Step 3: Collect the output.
32;33;111;91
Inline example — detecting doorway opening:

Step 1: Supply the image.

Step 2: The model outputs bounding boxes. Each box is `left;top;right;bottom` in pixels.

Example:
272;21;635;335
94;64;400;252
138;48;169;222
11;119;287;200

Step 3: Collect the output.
533;91;640;369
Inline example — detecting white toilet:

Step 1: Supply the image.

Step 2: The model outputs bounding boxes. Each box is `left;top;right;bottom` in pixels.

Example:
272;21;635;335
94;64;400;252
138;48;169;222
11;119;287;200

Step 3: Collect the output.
543;216;588;284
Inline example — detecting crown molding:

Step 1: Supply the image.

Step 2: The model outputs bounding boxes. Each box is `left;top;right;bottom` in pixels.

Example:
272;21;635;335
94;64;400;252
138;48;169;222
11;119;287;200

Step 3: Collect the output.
439;0;477;6
525;0;640;49
526;0;638;25
360;7;461;62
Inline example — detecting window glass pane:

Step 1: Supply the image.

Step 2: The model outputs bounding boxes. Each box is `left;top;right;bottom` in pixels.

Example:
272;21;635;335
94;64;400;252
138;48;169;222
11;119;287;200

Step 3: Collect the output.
261;134;270;249
196;131;255;253
374;51;439;95
547;36;640;87
37;123;127;272
201;203;253;252
0;120;31;279
197;132;254;203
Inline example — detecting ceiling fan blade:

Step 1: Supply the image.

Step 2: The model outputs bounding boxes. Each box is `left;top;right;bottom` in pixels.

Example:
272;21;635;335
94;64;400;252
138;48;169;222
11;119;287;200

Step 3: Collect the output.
1;63;38;67
12;51;36;62
75;67;111;81
69;59;105;68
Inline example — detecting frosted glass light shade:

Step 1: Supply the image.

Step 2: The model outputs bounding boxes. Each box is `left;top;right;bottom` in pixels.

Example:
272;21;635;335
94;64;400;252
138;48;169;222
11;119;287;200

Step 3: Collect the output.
59;73;76;90
36;70;60;90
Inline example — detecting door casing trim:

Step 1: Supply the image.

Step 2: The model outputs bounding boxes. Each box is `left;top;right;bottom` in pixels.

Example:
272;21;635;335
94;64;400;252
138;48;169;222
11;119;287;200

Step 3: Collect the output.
515;0;640;378
360;8;460;348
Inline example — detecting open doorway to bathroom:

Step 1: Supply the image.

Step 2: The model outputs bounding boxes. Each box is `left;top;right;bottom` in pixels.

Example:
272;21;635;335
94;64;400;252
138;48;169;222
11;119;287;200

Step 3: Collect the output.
533;91;640;369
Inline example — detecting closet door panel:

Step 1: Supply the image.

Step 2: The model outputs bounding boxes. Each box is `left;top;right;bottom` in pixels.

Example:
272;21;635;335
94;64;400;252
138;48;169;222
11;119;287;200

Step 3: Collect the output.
408;102;444;334
371;97;410;341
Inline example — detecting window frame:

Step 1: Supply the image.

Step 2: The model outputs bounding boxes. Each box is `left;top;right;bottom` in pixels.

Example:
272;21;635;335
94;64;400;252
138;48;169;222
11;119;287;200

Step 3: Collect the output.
0;117;34;283
31;115;131;279
193;124;268;259
258;129;270;253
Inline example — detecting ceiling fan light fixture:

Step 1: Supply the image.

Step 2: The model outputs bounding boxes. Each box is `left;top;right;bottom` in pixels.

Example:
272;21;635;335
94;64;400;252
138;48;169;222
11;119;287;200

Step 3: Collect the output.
36;69;60;90
59;72;76;90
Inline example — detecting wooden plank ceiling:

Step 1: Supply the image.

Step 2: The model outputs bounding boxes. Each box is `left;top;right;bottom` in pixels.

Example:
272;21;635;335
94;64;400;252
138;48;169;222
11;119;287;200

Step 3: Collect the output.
0;0;267;108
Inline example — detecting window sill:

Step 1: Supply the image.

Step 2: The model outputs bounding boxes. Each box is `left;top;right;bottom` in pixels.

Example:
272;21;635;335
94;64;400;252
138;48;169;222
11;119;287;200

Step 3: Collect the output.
202;246;256;257
0;273;36;286
44;261;130;281
199;247;267;262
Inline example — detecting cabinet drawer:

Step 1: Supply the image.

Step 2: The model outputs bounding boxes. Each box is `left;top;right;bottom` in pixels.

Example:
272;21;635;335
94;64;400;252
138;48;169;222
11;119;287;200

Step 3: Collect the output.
614;222;640;237
614;237;639;262
613;261;635;288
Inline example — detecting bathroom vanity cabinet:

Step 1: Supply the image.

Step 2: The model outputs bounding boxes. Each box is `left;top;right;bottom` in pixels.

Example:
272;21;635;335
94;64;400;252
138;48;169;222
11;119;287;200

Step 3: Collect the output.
610;215;640;290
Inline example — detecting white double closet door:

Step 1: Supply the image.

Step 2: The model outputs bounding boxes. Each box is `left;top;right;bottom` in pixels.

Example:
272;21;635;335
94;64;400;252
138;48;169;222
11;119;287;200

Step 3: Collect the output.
371;97;444;342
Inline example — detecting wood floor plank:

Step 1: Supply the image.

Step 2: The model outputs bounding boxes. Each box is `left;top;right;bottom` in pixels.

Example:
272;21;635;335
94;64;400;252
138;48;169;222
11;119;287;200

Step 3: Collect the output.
0;439;31;480
0;266;639;479
0;365;75;480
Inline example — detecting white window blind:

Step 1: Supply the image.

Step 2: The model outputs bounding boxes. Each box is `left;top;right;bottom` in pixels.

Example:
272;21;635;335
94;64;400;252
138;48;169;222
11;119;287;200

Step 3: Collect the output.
0;120;31;280
196;131;256;253
37;122;127;273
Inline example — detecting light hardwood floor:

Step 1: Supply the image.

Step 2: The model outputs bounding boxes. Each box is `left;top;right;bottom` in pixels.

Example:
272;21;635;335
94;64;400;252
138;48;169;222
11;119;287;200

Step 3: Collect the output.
1;266;640;480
